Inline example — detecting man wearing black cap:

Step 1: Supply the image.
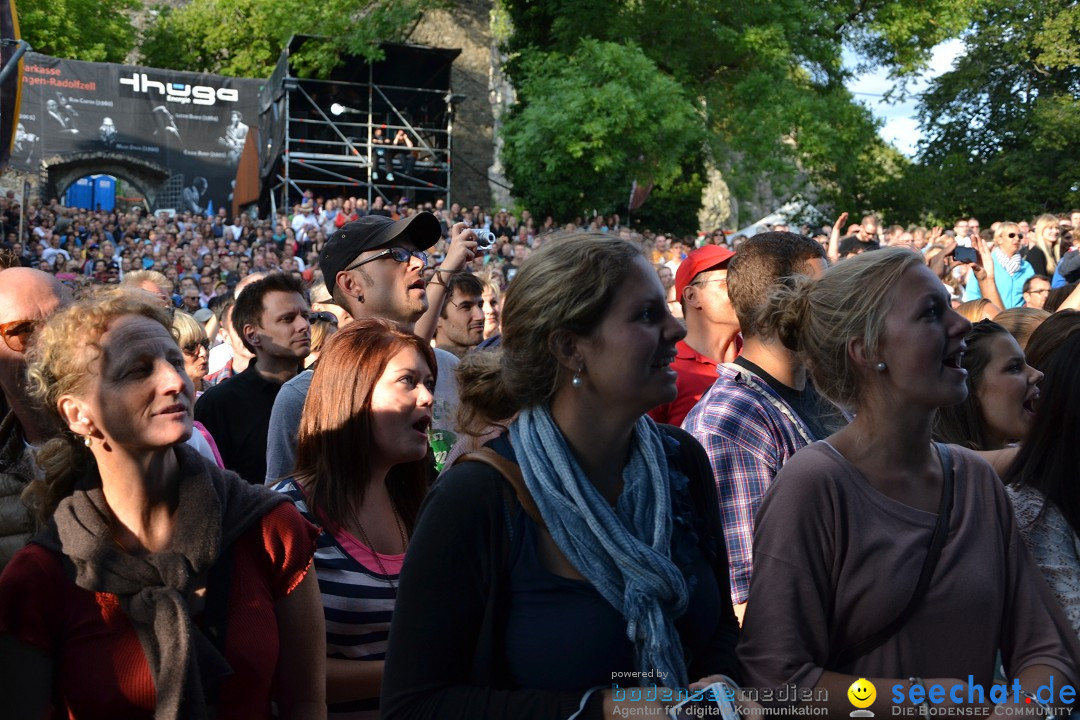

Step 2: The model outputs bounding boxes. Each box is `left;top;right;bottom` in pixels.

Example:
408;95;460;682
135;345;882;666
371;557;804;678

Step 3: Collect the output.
265;212;478;482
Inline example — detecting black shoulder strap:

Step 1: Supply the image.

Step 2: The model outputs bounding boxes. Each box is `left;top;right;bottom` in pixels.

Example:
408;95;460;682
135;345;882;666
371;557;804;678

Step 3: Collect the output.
830;442;955;669
455;447;544;530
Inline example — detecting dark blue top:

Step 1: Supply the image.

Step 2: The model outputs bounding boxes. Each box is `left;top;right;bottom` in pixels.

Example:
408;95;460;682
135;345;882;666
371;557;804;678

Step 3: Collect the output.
499;433;727;692
504;504;637;689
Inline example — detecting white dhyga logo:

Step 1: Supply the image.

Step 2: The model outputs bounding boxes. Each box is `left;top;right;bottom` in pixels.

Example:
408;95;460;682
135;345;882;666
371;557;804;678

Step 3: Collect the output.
119;72;239;106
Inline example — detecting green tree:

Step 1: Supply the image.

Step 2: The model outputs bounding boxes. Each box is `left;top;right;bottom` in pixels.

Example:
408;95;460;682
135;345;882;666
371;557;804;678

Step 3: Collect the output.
899;0;1080;220
500;0;978;226
500;40;705;220
139;0;436;78
17;0;140;63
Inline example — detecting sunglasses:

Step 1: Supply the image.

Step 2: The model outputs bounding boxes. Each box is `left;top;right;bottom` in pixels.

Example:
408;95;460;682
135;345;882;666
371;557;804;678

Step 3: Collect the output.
0;319;40;353
1004;232;1024;239
308;311;339;324
344;246;429;272
182;338;210;356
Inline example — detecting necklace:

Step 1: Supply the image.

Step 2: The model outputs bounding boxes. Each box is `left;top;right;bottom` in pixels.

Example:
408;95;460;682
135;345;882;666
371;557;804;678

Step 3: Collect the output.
352;500;408;590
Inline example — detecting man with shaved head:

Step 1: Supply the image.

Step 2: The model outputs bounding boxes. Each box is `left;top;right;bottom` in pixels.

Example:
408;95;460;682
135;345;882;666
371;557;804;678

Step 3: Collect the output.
0;267;68;569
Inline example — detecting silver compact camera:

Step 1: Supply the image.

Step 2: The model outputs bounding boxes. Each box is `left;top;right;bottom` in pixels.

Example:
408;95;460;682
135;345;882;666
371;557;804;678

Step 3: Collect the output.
471;228;496;249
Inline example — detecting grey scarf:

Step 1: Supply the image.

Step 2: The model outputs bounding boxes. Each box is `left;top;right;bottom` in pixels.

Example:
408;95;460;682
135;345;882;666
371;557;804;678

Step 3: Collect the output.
509;406;689;687
36;443;287;720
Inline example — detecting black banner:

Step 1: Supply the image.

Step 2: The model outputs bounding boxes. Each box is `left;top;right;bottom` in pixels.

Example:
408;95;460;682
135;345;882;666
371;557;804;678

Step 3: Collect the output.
0;0;21;172
12;52;261;213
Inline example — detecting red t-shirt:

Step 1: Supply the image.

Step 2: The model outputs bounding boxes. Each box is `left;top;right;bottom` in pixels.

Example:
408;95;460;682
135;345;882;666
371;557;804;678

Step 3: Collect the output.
648;339;739;427
0;503;317;719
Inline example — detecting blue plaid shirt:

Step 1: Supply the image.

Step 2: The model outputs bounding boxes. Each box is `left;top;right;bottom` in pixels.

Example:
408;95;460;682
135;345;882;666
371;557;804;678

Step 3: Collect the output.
682;363;815;604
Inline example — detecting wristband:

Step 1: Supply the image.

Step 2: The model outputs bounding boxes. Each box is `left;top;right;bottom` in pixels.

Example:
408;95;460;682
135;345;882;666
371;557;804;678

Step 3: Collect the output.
908;677;930;719
1019;691;1055;719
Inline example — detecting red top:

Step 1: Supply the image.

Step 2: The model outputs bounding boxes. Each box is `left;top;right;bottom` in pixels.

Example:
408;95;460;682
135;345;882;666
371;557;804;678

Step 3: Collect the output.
648;339;735;427
0;503;317;720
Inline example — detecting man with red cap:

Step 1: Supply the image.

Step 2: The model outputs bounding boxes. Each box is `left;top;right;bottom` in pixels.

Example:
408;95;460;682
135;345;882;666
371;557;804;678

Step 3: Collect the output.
647;244;739;426
682;232;846;624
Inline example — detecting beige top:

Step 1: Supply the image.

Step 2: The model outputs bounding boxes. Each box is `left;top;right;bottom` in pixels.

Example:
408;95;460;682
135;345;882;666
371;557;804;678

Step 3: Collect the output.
1007;484;1080;640
738;441;1079;693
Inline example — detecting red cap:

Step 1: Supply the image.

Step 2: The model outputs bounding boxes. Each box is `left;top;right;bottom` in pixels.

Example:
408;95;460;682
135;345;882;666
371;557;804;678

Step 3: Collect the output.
674;245;735;298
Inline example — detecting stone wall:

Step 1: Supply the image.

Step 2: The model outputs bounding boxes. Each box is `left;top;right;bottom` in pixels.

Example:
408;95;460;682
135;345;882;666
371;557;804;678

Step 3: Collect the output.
408;0;502;208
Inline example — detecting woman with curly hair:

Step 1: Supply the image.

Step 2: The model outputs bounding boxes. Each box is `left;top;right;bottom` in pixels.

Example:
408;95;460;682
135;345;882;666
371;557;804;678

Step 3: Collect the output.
0;289;325;719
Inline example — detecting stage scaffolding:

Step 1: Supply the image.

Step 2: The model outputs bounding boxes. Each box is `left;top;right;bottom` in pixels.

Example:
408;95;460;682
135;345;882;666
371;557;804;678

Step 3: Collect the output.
258;36;462;214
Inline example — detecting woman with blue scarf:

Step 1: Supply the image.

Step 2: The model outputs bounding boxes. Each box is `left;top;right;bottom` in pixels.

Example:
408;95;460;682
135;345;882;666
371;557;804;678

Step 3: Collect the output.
381;234;740;719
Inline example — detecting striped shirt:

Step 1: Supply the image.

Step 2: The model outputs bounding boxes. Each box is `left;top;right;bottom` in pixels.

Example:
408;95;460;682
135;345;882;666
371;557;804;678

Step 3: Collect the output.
276;479;400;719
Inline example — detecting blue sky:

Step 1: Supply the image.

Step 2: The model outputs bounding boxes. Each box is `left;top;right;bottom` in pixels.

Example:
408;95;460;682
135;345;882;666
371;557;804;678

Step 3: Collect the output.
844;39;965;157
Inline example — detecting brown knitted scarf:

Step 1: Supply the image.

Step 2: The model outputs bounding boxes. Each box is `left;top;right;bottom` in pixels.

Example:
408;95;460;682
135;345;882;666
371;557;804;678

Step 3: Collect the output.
36;443;287;720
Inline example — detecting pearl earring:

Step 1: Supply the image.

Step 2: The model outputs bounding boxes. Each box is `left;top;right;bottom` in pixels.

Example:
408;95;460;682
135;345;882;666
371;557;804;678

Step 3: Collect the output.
875;361;887;372
571;368;583;388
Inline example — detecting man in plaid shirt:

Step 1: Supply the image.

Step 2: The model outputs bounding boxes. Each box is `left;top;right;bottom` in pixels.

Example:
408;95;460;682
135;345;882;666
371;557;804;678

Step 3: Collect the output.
683;232;844;623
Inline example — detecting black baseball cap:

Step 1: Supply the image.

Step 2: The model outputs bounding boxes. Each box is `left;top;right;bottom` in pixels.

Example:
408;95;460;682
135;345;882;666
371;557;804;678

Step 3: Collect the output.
320;212;440;294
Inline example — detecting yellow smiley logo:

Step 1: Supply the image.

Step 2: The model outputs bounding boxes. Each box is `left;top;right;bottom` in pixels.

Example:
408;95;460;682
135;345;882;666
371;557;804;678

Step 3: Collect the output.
847;678;877;709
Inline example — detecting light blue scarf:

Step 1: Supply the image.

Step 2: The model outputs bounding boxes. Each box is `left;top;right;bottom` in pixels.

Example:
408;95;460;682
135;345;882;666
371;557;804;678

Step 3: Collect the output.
509;405;689;688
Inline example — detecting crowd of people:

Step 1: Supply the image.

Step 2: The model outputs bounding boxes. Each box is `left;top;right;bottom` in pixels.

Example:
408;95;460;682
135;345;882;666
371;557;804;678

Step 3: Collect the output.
1;187;1080;719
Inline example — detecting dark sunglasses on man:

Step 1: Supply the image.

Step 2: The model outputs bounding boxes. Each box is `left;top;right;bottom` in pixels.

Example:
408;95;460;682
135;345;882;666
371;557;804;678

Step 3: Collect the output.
0;319;40;353
344;247;429;272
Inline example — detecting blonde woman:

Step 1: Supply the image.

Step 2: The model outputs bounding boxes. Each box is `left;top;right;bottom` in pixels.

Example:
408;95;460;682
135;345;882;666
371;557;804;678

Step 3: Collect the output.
172;310;210;395
1027;214;1062;277
738;248;1079;715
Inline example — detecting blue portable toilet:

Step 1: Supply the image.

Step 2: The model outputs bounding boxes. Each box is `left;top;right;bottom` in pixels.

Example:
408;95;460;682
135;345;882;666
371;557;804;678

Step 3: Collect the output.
65;177;93;209
65;175;116;211
94;176;116;212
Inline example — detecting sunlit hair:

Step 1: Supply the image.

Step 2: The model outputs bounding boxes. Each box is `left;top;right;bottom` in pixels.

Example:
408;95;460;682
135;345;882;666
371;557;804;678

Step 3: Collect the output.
956;298;999;323
455;233;642;435
1023;309;1080;374
171;309;206;350
993;222;1020;245
292;318;436;533
772;247;925;410
933;321;1013;451
308;314;338;359
23;289;173;523
993;307;1049;351
1032;214;1062;274
121;269;171;295
1004;332;1080;537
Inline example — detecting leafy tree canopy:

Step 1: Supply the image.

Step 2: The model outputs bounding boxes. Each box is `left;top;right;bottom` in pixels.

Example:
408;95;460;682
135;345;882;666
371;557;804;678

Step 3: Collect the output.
499;0;978;227
138;0;437;78
18;0;140;63
500;40;705;220
894;0;1080;221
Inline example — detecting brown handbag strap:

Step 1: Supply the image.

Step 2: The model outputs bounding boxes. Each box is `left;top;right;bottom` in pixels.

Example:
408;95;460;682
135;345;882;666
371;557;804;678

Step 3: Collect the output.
455;447;546;529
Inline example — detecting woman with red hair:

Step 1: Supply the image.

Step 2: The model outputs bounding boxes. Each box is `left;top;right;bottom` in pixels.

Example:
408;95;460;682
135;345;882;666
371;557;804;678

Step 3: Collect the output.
276;318;436;718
